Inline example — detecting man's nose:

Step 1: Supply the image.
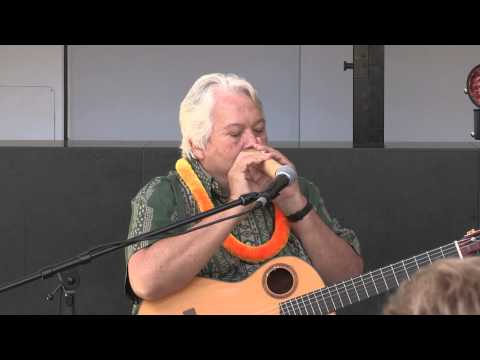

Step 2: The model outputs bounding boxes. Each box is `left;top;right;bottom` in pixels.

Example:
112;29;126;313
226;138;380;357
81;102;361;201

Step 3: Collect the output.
243;129;259;148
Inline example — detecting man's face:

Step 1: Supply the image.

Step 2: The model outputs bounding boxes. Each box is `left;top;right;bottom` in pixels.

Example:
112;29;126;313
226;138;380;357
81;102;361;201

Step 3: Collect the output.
193;89;267;188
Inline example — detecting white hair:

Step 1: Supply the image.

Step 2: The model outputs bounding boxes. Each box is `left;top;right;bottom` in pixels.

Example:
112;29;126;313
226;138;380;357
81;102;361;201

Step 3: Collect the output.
179;73;264;159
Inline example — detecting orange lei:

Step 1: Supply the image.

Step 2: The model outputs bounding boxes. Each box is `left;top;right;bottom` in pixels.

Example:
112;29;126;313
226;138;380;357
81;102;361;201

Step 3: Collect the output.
175;158;290;263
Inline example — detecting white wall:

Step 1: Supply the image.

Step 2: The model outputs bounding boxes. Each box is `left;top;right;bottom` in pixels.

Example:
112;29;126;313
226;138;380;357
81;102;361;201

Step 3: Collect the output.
0;45;64;140
385;45;480;142
68;45;300;142
68;45;356;144
300;45;353;142
2;45;480;144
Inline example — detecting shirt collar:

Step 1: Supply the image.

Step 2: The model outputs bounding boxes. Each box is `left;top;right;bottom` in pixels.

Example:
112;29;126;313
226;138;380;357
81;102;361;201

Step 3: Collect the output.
186;157;229;200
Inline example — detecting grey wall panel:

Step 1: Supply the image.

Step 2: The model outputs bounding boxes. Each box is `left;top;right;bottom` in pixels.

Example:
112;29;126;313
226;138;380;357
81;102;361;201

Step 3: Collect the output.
0;150;27;313
300;46;353;142
1;148;142;314
385;45;480;142
69;45;300;142
0;146;477;314
141;147;182;186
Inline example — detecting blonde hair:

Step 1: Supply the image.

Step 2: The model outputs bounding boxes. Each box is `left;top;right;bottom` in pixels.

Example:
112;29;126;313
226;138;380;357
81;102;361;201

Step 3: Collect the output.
178;73;264;159
383;257;480;315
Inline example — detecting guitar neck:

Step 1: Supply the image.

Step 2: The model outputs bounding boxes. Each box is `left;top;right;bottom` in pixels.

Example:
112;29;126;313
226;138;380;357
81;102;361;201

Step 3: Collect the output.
280;241;463;315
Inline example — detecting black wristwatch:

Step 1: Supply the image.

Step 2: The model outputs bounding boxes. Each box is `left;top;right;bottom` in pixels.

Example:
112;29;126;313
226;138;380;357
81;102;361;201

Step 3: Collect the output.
286;201;313;223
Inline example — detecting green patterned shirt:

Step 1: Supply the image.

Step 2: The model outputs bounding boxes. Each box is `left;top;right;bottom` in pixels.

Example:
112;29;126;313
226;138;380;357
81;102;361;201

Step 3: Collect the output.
124;157;360;314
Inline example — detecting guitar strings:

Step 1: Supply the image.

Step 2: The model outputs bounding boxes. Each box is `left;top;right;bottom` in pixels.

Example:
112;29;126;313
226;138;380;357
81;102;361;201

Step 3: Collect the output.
281;244;462;315
297;238;479;308
282;243;461;313
249;238;477;315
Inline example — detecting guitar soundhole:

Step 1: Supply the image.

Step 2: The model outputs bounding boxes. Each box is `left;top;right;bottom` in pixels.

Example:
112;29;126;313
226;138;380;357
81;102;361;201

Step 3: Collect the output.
264;265;297;298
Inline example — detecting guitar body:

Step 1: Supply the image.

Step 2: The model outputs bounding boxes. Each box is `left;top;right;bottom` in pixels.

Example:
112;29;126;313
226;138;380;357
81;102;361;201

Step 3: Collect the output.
138;256;329;315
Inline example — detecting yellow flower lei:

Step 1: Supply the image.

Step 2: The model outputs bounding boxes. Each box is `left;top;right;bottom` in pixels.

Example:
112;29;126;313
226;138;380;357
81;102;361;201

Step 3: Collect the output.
175;158;290;263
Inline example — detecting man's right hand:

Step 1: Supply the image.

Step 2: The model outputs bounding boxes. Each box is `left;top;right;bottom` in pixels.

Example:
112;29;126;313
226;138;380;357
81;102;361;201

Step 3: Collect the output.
227;149;273;201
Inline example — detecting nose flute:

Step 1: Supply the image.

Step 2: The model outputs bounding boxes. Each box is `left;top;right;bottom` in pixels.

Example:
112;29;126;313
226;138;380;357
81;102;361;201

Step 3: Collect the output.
241;149;281;179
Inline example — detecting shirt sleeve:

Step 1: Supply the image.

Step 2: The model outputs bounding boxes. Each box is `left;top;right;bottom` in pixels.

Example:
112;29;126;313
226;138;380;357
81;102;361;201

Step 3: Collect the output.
124;175;179;301
125;176;180;263
299;177;361;256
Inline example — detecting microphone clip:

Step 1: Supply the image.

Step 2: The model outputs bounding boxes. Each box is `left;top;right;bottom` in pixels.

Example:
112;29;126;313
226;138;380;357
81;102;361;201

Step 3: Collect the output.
238;192;261;206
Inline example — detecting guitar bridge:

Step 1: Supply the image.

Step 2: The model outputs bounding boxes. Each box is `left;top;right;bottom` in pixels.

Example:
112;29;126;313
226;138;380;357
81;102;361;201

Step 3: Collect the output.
182;308;197;315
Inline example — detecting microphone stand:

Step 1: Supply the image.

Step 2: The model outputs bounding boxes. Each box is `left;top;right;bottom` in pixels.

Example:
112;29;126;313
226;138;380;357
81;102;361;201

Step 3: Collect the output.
45;269;80;315
0;191;262;314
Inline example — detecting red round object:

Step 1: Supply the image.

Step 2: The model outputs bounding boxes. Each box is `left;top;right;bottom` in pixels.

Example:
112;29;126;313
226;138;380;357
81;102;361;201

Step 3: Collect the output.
466;64;480;107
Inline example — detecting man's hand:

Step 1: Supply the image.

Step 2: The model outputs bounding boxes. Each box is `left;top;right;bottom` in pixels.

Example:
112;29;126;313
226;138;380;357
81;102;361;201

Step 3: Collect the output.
227;150;273;201
251;143;307;216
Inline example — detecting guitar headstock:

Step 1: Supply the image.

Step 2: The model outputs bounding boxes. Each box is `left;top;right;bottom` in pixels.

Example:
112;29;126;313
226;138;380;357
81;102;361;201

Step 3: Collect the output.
465;229;480;237
460;229;480;257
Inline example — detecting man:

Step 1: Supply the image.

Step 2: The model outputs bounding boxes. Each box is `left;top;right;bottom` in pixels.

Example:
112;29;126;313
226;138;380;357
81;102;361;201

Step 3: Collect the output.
125;73;363;314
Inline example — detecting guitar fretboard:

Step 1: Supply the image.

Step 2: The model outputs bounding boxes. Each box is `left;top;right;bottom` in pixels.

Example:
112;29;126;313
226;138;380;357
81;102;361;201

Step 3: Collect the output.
279;241;462;315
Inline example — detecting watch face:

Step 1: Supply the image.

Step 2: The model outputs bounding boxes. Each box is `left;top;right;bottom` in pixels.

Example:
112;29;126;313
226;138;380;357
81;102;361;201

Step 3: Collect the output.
467;64;480;108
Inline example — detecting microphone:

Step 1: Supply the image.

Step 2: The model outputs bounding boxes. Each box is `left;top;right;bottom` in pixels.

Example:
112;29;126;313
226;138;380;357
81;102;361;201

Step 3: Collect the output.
255;159;297;208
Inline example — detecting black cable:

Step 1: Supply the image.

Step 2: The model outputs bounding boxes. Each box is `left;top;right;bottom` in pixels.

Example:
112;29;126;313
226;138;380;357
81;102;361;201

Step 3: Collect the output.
144;207;256;241
37;203;261;273
93;205;258;252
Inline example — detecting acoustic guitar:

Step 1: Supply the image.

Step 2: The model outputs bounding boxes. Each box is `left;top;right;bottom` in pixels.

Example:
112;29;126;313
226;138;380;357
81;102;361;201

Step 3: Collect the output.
138;229;480;315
